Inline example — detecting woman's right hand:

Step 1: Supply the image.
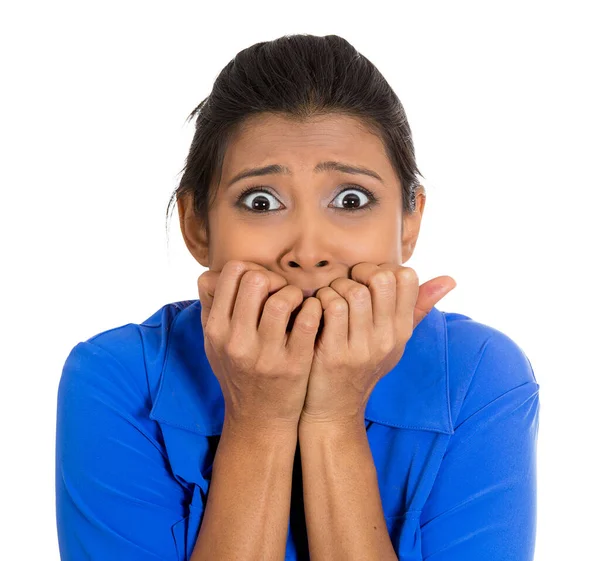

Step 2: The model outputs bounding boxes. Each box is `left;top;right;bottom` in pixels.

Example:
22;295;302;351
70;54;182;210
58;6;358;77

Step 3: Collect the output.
197;260;323;432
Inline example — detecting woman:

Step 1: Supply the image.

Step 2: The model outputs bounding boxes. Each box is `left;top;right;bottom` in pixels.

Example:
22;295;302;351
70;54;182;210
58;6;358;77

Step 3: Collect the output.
55;34;539;560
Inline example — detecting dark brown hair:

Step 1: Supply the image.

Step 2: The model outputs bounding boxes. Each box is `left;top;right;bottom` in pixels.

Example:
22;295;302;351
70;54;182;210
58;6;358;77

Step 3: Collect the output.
165;34;424;242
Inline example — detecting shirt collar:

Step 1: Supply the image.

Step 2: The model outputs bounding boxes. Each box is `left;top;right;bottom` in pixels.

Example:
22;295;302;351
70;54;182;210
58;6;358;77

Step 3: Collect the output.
150;301;454;436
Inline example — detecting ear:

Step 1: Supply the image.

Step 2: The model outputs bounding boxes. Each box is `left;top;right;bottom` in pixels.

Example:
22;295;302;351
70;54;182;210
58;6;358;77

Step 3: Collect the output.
401;185;426;264
177;192;210;268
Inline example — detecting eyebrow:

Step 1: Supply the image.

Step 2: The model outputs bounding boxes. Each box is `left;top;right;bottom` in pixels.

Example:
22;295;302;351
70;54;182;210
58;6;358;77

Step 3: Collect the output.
225;160;384;188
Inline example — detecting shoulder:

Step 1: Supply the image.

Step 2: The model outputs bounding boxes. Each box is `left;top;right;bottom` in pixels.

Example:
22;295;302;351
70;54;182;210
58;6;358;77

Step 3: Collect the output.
442;310;539;429
58;299;199;409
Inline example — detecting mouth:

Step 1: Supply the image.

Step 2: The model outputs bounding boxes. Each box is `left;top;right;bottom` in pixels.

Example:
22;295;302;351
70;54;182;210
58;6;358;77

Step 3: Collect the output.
301;288;318;298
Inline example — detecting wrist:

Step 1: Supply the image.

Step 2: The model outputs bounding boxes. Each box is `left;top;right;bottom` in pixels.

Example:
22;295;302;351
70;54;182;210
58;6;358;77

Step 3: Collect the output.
223;414;299;444
298;414;366;439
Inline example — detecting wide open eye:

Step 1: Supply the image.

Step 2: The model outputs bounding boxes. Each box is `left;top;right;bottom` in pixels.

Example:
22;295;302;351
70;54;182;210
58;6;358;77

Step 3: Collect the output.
236;187;283;213
330;187;375;211
235;184;379;214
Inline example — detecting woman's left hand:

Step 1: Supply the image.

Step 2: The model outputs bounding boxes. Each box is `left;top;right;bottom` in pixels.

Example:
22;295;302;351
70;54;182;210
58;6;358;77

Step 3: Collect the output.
299;263;457;426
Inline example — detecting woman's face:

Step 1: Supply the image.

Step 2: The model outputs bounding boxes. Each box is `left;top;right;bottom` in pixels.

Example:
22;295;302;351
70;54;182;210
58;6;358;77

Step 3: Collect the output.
179;113;425;297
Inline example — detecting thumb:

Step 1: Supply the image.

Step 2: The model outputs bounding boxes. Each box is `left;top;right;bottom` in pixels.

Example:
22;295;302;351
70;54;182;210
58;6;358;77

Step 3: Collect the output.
431;277;457;300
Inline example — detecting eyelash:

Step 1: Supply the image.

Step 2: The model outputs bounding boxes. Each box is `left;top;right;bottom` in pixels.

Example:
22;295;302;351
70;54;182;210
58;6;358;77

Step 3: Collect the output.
235;184;380;214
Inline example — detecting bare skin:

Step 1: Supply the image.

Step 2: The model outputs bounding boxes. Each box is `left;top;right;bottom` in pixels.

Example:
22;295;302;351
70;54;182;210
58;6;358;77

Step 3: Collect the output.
178;112;426;281
180;113;444;560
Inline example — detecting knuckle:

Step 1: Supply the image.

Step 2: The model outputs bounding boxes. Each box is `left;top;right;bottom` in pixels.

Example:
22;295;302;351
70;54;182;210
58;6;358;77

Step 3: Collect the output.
400;267;418;284
349;284;370;300
197;271;212;290
295;315;319;333
225;260;247;276
265;296;292;316
380;334;396;353
243;270;268;287
224;338;250;360
329;298;347;315
252;357;271;376
315;286;329;299
287;285;304;300
254;354;282;376
374;270;396;286
278;284;303;301
203;321;221;343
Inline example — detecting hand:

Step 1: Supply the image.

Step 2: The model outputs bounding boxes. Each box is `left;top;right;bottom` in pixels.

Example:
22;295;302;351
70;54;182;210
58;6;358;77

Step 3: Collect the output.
298;263;457;426
197;260;323;432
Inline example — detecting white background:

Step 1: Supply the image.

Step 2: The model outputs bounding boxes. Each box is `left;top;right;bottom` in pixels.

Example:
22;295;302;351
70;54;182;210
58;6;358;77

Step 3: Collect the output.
1;1;598;559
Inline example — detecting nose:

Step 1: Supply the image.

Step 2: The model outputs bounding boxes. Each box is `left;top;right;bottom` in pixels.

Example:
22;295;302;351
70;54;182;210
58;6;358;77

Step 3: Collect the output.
283;224;331;272
279;209;336;286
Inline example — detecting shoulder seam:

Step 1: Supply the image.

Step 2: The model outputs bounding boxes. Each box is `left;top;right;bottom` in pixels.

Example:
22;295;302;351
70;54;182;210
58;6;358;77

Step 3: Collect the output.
87;322;137;343
453;380;539;431
140;300;197;328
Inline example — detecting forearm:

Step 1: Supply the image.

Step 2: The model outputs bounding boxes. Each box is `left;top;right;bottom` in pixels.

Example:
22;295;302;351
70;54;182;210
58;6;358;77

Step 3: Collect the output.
191;417;298;561
298;419;398;561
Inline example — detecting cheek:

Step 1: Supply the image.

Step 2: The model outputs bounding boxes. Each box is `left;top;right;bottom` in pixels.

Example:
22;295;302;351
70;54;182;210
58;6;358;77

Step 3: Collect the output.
208;215;277;264
335;240;398;266
223;243;281;268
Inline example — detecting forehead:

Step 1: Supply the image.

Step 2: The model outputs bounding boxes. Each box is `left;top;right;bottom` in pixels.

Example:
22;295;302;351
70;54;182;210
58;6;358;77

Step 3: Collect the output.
221;113;393;179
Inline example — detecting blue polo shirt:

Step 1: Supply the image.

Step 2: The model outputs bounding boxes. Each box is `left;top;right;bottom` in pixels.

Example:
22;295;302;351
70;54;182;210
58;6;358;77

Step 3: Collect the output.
55;299;539;560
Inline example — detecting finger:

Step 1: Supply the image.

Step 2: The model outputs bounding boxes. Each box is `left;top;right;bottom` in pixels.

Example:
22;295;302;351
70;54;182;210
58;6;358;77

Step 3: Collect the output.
392;266;419;335
231;270;274;341
285;296;323;358
328;278;373;349
256;284;303;345
197;270;220;332
349;263;396;332
314;285;349;349
207;261;288;334
412;276;457;327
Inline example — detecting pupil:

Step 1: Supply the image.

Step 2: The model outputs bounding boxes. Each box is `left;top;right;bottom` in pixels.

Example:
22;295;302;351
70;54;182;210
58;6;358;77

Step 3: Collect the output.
252;196;270;211
342;194;360;209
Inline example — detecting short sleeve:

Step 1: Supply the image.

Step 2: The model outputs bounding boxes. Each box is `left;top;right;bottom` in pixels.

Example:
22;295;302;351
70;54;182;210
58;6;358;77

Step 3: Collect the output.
56;340;190;560
419;334;540;560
